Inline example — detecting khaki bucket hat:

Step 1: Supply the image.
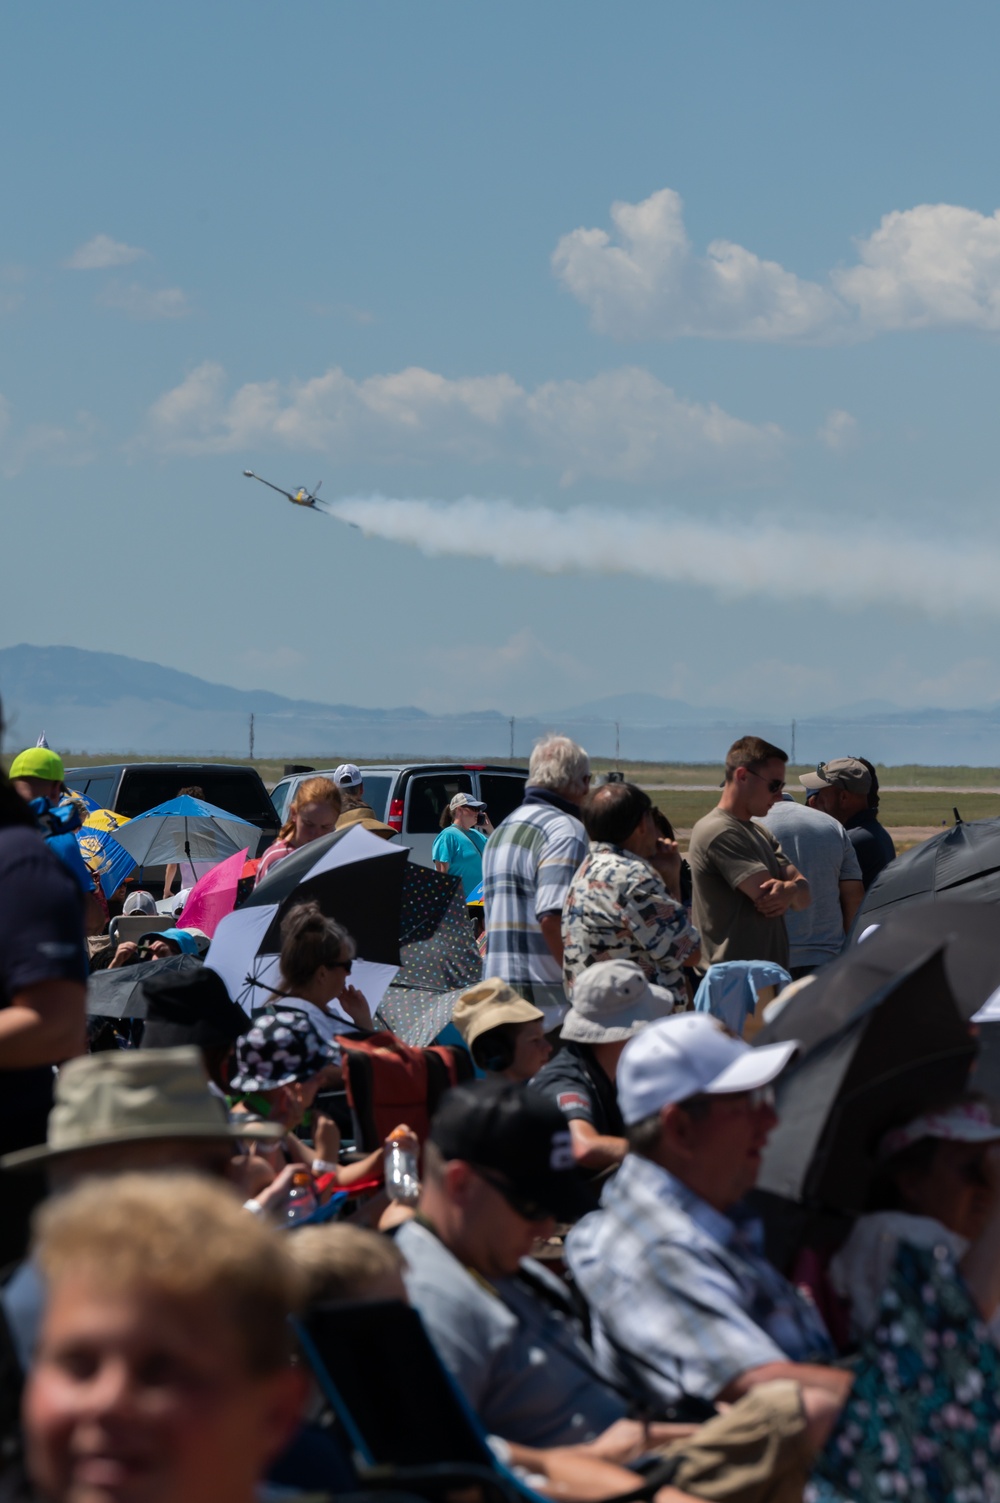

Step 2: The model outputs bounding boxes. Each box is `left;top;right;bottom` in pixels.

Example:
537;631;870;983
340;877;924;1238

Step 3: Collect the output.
1;1045;283;1171
452;977;544;1050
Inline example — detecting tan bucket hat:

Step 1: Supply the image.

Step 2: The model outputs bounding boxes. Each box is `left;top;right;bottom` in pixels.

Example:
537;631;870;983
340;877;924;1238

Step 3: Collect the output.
452;977;544;1050
1;1045;283;1170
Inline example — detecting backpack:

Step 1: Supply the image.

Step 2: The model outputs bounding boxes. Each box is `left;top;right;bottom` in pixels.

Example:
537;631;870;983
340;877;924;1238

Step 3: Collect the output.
335;1031;474;1151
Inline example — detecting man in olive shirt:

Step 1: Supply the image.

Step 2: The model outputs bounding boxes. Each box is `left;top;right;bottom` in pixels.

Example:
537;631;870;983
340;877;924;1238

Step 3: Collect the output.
688;737;810;967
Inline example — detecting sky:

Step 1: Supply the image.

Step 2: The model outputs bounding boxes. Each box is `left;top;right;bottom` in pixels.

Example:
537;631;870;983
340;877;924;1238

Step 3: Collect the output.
4;2;1000;720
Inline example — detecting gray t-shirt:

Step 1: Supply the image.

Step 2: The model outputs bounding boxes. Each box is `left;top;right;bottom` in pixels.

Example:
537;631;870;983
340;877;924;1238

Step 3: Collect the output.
396;1219;626;1446
760;802;862;968
688;807;790;967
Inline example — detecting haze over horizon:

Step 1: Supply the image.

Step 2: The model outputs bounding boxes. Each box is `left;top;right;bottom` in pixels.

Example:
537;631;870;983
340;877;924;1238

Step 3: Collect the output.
4;4;1000;724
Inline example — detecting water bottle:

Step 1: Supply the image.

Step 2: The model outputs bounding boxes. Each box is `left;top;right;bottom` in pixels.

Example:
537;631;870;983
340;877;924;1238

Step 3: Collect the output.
284;1167;318;1226
384;1125;420;1204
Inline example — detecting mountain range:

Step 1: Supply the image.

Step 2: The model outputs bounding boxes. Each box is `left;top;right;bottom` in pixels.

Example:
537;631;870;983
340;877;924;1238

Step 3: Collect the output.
2;643;999;766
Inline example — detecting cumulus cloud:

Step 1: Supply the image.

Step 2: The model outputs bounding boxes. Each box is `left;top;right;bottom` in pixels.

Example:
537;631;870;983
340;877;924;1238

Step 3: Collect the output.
145;360;785;485
317;494;1000;621
0;395;97;477
553;187;1000;342
65;234;148;270
98;283;190;320
817;409;858;451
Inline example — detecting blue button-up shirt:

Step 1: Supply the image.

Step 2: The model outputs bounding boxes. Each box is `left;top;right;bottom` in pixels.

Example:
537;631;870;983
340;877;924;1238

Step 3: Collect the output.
565;1154;833;1409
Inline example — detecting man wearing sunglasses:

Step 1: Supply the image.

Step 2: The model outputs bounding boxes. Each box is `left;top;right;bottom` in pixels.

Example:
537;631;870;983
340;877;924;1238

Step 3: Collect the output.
688;736;810;968
566;1013;844;1419
395;1079;630;1448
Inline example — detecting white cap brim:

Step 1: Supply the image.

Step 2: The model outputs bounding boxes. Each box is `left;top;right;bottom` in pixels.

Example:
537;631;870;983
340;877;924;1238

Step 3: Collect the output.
704;1039;799;1094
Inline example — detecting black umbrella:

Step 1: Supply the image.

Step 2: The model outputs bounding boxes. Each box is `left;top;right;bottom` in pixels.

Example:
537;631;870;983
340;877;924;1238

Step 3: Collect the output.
206;826;408;1010
756;946;975;1216
857;815;1000;923
87;954;205;1019
375;866;483;1046
756;900;1000;1045
243;826;408;963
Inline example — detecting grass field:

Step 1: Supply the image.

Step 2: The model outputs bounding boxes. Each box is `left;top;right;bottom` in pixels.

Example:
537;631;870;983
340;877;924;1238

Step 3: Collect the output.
42;752;1000;846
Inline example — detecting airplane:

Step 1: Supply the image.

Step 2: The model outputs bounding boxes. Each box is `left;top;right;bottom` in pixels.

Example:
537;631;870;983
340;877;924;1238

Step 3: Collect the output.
243;468;323;508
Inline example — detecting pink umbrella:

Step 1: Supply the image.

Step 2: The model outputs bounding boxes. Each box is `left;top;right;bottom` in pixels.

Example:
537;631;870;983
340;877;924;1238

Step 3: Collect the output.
178;847;249;940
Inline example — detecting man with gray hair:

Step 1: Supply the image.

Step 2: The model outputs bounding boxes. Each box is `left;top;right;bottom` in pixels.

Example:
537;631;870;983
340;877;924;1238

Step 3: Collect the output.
482;735;589;1030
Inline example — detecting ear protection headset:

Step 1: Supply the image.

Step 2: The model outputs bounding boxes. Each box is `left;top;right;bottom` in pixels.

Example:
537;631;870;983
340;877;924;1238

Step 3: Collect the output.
472;1027;516;1075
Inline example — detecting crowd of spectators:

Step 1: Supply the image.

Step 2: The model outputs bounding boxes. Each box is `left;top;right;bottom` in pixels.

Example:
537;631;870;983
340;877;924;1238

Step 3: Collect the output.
10;716;1000;1503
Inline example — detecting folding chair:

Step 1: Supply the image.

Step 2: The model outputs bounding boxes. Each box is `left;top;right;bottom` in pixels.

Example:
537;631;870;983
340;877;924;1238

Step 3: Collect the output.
294;1299;678;1503
336;1033;474;1152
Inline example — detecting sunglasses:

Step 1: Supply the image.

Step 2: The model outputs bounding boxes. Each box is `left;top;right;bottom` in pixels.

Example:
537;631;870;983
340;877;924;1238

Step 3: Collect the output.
471;1165;553;1223
332;957;353;973
746;768;785;795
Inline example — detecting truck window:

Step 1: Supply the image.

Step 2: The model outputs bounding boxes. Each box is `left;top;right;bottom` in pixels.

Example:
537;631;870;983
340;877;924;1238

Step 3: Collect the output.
270;779;293;822
81;775;115;809
356;774;392;820
116;770;275;826
404;773;473;835
477;774;527;827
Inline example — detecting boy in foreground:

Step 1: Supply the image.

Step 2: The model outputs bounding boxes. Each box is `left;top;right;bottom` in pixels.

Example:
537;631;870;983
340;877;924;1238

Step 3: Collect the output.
22;1173;306;1503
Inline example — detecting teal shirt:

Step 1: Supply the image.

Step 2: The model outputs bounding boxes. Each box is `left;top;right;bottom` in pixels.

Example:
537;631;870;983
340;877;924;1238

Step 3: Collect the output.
432;824;487;898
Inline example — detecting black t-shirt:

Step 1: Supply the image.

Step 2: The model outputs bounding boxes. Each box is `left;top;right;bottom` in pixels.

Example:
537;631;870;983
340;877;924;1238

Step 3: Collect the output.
844;810;896;891
530;1041;624;1138
0;825;88;1136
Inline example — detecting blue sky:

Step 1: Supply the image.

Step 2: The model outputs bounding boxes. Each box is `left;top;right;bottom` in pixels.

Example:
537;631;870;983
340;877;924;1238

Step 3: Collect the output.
4;1;1000;719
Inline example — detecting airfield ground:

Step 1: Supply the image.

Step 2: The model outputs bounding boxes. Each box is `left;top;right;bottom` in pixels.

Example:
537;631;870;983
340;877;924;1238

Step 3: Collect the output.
59;754;1000;854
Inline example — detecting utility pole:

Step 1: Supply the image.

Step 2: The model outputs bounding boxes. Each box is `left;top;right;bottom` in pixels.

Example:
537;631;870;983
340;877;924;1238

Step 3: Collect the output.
249;713;255;761
509;716;515;762
615;720;620;771
790;719;796;764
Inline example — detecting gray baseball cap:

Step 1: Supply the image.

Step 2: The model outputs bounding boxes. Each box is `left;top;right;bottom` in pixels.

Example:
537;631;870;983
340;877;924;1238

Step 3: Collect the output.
799;758;871;795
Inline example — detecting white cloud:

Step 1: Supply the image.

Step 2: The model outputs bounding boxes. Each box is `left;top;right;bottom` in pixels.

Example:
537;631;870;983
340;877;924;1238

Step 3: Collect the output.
0;396;97;477
553;187;1000;342
145;360;785;485
832;204;1000;330
98;282;190;320
817;409;858;451
317;494;1000;622
65;234;148;270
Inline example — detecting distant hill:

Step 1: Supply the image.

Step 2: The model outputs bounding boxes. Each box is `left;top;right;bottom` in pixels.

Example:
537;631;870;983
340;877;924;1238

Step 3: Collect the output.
2;643;1000;765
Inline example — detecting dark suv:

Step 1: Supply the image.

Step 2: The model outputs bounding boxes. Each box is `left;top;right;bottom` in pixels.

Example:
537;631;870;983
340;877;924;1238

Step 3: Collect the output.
64;762;279;855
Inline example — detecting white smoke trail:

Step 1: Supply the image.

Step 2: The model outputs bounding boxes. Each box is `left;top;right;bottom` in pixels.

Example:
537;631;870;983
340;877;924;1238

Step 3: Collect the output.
319;495;997;618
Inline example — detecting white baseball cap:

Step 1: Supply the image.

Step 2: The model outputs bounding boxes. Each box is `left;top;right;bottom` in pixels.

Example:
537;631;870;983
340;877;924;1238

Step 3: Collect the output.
617;1012;799;1125
333;764;363;788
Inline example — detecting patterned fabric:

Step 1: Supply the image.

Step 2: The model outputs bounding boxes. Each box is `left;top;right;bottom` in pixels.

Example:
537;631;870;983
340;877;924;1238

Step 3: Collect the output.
565;1154;834;1410
229;1008;336;1092
562;843;699;1008
808;1241;1000;1503
482;794;587;1023
254;838;293;886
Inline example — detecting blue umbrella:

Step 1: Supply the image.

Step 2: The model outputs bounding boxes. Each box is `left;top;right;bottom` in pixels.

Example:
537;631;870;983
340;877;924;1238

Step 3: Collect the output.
77;824;137;897
110;795;260;881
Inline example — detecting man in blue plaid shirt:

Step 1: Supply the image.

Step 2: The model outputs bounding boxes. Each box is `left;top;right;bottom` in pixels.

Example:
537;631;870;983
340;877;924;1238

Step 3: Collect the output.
567;1013;844;1416
482;736;590;1031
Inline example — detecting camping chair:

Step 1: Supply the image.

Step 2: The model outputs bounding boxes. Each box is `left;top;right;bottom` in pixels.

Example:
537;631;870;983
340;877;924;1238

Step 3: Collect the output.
294;1299;679;1503
336;1033;474;1152
108;914;174;949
